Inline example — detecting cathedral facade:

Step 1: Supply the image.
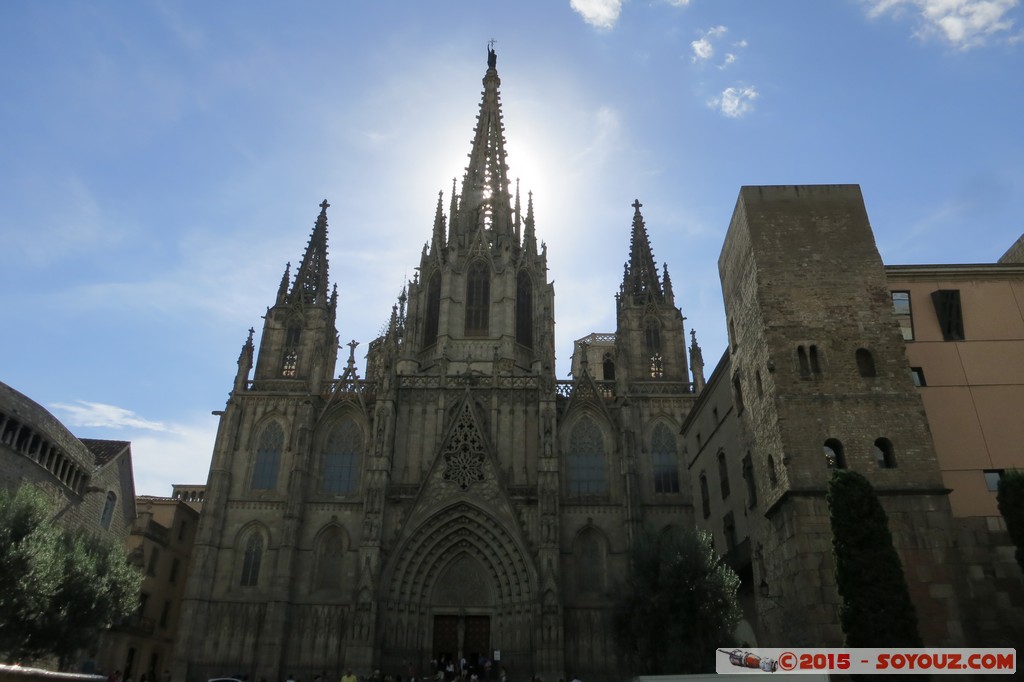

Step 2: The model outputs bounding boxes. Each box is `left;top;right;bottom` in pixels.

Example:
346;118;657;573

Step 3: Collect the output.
173;50;702;682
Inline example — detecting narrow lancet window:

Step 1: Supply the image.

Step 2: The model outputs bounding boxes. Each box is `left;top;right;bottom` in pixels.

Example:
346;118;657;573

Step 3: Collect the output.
465;261;490;336
516;270;533;347
423;271;441;347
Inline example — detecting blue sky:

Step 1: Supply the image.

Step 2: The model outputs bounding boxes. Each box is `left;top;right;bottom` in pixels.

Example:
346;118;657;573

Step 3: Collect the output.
2;1;1021;496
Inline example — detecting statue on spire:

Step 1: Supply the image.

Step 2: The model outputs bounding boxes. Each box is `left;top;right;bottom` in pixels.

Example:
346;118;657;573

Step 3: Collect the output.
487;40;497;69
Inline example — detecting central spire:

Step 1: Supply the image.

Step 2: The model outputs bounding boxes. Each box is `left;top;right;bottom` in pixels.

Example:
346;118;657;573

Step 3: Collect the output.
454;45;514;249
622;199;664;302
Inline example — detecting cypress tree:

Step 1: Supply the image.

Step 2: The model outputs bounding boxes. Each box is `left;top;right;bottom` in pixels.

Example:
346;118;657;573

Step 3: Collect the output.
826;469;922;647
996;469;1024;574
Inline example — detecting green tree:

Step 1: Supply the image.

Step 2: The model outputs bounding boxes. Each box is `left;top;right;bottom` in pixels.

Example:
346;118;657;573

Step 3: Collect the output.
0;485;141;667
826;469;921;647
612;526;740;675
996;469;1024;574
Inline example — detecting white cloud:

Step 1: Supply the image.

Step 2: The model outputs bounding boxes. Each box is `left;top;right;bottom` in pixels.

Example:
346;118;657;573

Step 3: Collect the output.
708;86;759;118
570;0;624;29
691;26;735;65
863;0;1020;49
129;418;217;496
51;400;170;432
665;0;692;6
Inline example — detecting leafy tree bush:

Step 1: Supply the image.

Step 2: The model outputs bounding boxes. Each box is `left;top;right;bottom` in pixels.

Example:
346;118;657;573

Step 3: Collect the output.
612;526;740;675
826;469;921;647
996;469;1024;574
0;485;141;667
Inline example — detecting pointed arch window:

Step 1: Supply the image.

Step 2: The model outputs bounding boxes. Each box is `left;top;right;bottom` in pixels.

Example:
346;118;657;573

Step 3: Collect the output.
423;271;441;347
516;270;533;348
251;422;284;490
602;353;616;381
313;527;345;590
322;419;362;494
645;319;663;378
651;424;680;493
240;533;263;587
465;261;490;336
742;452;757;508
567;416;607;495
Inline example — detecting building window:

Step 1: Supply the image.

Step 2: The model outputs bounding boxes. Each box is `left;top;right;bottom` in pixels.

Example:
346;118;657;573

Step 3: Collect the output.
322;419;362;494
856;348;876;377
147;547;160;577
755;370;764;396
169;558;180;584
767;454;778;487
649;353;664;379
516;270;533;348
892;291;914;341
718;451;730;499
282;324;301;376
465;261;490;336
646;320;663;378
874;437;896;468
984;469;1004;492
240;533;263;587
602;354;615;381
423;271;441;347
742;453;757;508
100;491;117;530
567;417;607;495
723;511;737;552
809;345;822;375
699;473;710;519
910;367;927;387
824;439;846;469
931;289;965;341
251;422;284;490
651;424;680;493
733;374;744;413
798;345;811;379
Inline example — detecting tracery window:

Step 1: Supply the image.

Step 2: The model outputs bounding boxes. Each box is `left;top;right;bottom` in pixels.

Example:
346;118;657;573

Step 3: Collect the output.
602;354;615;381
651;424;680;493
465;261;490;336
240;533;263;587
251;422;284;490
516;270;533;348
567;416;606;495
282;324;301;376
423;271;441;347
322;419;362;494
645;320;663;378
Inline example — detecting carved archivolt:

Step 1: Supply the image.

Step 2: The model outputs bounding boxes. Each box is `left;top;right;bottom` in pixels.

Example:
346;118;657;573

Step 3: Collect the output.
384;502;534;610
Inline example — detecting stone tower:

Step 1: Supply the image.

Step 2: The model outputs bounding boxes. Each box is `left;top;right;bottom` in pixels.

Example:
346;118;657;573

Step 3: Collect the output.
717;185;965;646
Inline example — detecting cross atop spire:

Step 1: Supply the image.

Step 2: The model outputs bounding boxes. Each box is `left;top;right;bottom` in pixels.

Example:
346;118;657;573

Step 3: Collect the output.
453;48;513;249
289;200;332;306
623;198;663;302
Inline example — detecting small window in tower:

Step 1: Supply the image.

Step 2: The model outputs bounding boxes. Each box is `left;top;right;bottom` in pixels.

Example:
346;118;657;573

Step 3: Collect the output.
699;473;710;519
910;367;927;387
723;511;737;551
798;346;811;379
891;291;914;341
649;353;664;379
742;453;757;508
809;345;822;375
767;454;779;487
824;439;846;469
931;289;965;341
856;348;877;377
755;370;764;396
465;261;491;337
240;533;263;587
732;374;744;413
874;437;896;468
602;354;616;381
645;320;662;356
282;350;298;377
100;491;116;530
718;450;730;499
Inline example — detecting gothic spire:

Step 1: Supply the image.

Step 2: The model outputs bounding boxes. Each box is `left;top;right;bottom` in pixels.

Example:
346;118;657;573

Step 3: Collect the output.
432;190;447;254
523;190;537;256
623;199;663;302
455;45;513;247
290;200;331;306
